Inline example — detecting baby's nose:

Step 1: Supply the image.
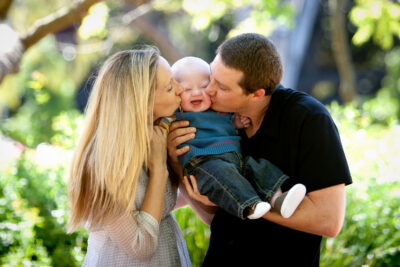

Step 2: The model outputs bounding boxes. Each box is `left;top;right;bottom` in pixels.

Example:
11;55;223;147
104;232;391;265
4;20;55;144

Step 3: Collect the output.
192;87;202;95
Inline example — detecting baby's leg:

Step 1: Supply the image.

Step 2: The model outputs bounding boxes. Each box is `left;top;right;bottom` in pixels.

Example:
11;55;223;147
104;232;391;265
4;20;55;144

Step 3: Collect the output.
187;154;270;220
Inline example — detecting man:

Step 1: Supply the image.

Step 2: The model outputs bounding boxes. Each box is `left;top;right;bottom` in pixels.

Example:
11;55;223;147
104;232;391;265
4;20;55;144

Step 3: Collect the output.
168;33;352;266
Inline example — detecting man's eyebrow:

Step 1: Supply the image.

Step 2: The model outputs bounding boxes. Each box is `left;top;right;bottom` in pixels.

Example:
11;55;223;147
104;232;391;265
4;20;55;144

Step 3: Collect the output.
215;78;228;89
210;65;229;89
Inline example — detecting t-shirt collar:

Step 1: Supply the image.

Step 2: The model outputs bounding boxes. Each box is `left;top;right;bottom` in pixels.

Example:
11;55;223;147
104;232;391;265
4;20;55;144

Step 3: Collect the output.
254;84;285;138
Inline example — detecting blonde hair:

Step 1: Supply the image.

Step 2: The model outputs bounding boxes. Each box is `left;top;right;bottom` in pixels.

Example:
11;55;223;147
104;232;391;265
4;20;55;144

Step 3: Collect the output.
68;47;159;233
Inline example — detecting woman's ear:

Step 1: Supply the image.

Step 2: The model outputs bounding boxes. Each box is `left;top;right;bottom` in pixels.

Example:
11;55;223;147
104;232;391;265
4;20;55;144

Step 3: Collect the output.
251;88;266;102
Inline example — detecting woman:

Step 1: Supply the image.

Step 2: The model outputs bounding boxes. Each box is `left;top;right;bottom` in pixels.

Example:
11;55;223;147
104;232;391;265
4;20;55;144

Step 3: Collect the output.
67;47;192;266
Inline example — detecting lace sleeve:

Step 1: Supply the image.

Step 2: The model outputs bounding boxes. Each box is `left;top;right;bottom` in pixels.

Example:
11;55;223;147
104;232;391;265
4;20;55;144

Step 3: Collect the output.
105;210;160;260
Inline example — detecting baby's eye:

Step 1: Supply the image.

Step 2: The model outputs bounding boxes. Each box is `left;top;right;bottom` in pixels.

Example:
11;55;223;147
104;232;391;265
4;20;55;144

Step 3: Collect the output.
184;88;192;92
201;80;210;88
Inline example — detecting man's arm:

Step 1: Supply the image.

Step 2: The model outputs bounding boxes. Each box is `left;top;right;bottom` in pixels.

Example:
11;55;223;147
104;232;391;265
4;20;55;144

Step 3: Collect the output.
264;183;346;237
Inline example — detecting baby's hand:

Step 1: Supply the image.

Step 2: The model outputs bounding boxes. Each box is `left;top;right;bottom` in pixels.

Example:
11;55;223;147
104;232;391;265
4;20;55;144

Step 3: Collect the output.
232;114;251;129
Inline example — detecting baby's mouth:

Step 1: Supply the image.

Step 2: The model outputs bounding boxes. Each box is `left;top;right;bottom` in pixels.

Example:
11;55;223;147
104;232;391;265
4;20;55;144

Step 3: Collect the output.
191;100;202;106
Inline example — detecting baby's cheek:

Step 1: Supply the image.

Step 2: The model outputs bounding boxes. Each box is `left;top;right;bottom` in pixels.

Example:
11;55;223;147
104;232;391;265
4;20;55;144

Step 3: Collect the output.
180;96;192;111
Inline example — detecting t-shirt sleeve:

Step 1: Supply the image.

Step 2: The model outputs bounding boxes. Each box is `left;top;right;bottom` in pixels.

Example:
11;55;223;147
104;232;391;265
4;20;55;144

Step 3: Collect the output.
297;112;352;192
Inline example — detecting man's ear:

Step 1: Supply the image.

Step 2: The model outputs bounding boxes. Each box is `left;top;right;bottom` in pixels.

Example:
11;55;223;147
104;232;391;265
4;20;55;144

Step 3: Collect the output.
251;88;266;102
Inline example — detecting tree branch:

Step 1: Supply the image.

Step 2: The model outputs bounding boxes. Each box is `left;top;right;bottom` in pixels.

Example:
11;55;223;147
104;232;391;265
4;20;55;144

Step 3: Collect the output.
122;1;182;63
0;0;102;83
329;0;357;103
0;0;13;20
21;0;102;49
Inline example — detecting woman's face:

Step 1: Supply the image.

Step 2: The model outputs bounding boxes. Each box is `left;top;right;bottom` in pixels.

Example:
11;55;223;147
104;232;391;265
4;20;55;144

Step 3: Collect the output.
153;57;182;121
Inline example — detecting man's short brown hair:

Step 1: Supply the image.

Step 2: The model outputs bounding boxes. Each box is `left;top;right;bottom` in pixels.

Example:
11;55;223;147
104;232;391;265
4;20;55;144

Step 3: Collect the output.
217;33;283;95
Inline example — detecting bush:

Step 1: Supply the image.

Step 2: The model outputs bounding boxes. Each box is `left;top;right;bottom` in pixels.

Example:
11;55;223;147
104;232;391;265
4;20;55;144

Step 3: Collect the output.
0;149;87;266
321;180;400;266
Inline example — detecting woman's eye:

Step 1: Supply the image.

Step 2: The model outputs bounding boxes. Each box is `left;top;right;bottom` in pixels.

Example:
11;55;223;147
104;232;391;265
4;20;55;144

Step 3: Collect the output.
168;84;173;92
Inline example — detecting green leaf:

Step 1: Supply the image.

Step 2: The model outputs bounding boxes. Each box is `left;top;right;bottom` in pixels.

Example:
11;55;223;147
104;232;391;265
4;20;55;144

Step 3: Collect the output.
352;23;374;46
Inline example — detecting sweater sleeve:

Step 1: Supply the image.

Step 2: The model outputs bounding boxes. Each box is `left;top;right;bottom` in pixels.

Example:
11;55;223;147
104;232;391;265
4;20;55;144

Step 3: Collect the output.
104;210;160;260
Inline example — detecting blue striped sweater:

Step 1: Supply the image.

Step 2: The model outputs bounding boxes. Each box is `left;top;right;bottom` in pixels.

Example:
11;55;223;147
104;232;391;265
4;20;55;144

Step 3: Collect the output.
175;109;241;169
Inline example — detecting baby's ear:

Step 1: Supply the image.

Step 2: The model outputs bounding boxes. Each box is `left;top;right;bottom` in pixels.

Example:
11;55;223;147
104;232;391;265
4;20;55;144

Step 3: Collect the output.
251;88;266;102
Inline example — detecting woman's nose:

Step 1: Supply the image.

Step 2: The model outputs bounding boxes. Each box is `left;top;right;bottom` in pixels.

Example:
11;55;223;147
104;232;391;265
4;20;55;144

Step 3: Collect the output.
175;81;183;95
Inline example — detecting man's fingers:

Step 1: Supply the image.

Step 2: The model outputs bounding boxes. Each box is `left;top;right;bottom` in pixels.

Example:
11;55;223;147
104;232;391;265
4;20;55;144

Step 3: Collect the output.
171;133;196;148
176;146;190;156
168;127;196;141
183;176;194;196
169;120;190;132
189;175;199;193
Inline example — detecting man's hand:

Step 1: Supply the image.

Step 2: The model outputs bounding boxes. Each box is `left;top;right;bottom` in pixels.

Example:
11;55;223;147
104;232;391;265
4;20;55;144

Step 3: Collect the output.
167;120;196;164
182;175;217;207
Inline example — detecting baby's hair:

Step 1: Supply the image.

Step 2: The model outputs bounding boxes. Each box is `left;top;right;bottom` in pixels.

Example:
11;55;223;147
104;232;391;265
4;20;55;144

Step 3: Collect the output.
172;56;210;81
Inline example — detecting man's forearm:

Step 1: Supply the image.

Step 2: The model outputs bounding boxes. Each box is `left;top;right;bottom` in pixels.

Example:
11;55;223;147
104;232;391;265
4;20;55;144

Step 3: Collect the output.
263;183;346;237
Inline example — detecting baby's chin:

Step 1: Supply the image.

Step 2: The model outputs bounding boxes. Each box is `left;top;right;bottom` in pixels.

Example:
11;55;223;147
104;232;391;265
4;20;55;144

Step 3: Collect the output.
182;104;211;112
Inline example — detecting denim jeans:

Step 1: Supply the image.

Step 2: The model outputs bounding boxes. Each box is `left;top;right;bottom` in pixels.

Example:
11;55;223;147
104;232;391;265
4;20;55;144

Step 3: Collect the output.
184;152;289;219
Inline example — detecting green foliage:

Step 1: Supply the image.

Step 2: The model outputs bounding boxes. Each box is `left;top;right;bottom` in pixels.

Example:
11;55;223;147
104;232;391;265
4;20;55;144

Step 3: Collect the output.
173;207;210;267
321;181;400;266
350;0;400;50
320;102;400;266
154;0;294;36
0;150;87;266
78;2;109;40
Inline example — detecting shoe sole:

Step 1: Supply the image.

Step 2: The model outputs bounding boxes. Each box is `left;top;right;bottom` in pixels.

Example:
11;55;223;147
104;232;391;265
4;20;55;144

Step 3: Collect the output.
280;184;306;218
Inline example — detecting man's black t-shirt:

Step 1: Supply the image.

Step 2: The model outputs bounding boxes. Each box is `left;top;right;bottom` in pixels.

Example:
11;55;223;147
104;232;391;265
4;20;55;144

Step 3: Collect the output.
203;87;352;267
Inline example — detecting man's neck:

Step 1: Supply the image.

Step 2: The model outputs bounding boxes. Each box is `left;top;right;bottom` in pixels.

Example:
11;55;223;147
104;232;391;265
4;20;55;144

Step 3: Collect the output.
243;95;272;138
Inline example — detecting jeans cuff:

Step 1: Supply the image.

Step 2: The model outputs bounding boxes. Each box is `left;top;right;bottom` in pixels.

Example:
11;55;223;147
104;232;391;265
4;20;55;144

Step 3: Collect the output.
238;196;261;220
261;174;290;202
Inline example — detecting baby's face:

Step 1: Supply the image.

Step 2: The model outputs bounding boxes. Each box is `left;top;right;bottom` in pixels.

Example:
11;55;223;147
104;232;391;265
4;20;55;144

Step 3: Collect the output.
178;68;211;112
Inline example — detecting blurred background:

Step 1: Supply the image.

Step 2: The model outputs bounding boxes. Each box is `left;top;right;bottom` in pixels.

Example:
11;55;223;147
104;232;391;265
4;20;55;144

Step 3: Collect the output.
0;0;399;266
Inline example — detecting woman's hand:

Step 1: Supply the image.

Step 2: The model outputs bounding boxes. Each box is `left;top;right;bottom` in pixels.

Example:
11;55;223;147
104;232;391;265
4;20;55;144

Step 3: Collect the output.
148;125;168;178
182;175;217;207
167;120;196;165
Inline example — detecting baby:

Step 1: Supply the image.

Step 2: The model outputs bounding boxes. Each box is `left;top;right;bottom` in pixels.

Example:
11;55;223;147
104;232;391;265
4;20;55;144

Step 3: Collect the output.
171;56;306;219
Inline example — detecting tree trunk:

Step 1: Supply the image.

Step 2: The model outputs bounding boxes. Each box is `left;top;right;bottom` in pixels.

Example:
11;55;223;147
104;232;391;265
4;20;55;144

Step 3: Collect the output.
329;0;357;103
0;0;13;19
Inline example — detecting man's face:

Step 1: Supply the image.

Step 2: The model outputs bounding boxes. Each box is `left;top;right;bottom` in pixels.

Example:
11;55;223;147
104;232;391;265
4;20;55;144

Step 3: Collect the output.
206;54;251;113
